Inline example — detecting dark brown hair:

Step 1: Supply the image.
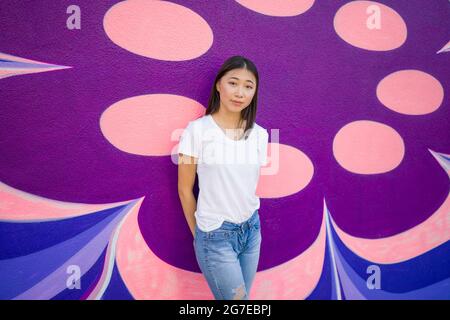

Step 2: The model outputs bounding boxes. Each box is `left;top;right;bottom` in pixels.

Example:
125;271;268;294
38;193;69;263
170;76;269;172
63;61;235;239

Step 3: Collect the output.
205;55;259;139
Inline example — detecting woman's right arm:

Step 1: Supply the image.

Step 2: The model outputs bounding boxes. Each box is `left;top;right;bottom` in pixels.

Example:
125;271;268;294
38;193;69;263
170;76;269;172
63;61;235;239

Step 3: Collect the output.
178;153;198;237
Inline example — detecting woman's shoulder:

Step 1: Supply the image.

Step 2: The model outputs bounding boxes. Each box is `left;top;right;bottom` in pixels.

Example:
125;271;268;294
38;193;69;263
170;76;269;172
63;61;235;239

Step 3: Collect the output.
253;122;268;136
182;115;214;139
184;115;208;129
188;114;211;126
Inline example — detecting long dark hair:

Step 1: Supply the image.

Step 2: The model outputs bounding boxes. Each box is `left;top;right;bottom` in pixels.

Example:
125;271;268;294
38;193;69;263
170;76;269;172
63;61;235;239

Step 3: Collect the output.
205;55;259;138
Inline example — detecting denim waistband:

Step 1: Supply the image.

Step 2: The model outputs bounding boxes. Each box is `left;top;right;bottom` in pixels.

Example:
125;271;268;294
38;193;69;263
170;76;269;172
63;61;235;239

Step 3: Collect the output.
219;209;259;232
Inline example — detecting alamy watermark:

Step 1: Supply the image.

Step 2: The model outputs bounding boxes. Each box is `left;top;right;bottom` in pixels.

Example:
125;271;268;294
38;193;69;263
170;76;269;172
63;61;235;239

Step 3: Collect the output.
66;264;81;290
366;264;381;290
171;127;280;175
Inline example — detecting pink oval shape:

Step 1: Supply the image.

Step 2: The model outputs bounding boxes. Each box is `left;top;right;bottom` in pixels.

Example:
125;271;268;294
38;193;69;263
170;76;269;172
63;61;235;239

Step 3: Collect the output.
334;1;407;51
103;0;213;61
100;94;205;156
256;143;314;198
235;0;315;16
333;120;405;174
376;70;444;115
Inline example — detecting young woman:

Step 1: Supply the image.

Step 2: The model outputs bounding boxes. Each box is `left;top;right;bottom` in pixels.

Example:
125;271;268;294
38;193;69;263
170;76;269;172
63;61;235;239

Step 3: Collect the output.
177;55;269;300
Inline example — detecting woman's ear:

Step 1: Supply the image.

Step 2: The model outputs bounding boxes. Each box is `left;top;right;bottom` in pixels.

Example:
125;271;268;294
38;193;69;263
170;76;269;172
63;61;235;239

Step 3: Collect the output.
215;80;220;93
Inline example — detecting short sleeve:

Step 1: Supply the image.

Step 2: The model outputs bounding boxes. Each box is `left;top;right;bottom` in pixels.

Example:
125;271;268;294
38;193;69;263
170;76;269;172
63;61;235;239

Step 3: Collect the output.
258;128;269;166
178;121;201;158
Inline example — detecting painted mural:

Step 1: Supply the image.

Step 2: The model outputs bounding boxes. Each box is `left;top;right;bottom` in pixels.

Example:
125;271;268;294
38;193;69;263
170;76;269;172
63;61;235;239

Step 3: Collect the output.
0;0;449;300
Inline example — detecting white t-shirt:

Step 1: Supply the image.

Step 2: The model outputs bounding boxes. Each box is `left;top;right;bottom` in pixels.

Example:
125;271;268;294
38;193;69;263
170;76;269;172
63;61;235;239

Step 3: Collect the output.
177;114;269;232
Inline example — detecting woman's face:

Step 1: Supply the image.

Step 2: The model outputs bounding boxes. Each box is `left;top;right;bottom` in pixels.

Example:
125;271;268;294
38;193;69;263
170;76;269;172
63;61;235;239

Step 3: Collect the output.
215;68;257;114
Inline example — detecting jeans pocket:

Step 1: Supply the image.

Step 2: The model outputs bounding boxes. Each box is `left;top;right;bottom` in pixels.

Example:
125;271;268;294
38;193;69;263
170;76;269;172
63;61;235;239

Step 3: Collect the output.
207;228;232;240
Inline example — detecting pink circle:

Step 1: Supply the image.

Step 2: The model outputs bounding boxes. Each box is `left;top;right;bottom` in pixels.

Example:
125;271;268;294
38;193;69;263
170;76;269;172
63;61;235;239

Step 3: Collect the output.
256;143;314;198
376;70;444;115
103;0;213;61
100;94;205;156
235;0;315;16
333;120;405;174
334;1;407;51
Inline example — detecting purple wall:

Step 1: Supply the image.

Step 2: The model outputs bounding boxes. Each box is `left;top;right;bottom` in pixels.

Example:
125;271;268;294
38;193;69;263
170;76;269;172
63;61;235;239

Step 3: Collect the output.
0;0;449;300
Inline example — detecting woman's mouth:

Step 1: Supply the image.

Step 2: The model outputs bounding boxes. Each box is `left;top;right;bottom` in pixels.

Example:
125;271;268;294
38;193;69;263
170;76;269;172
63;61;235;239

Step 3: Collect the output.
231;100;243;106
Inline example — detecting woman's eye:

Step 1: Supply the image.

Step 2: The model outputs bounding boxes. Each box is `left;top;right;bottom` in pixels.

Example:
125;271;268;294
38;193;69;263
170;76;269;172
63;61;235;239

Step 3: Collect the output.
229;82;253;89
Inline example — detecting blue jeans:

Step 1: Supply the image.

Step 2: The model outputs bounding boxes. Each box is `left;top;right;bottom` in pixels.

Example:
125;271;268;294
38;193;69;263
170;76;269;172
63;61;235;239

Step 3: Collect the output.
193;209;262;300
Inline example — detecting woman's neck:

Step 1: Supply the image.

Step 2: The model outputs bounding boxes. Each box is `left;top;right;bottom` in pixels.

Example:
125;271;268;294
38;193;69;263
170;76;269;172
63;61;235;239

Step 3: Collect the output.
212;108;244;129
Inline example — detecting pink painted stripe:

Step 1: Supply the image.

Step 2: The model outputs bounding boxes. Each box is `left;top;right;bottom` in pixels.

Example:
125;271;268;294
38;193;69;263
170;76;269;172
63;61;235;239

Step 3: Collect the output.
0;180;135;221
330;192;450;264
116;199;326;299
